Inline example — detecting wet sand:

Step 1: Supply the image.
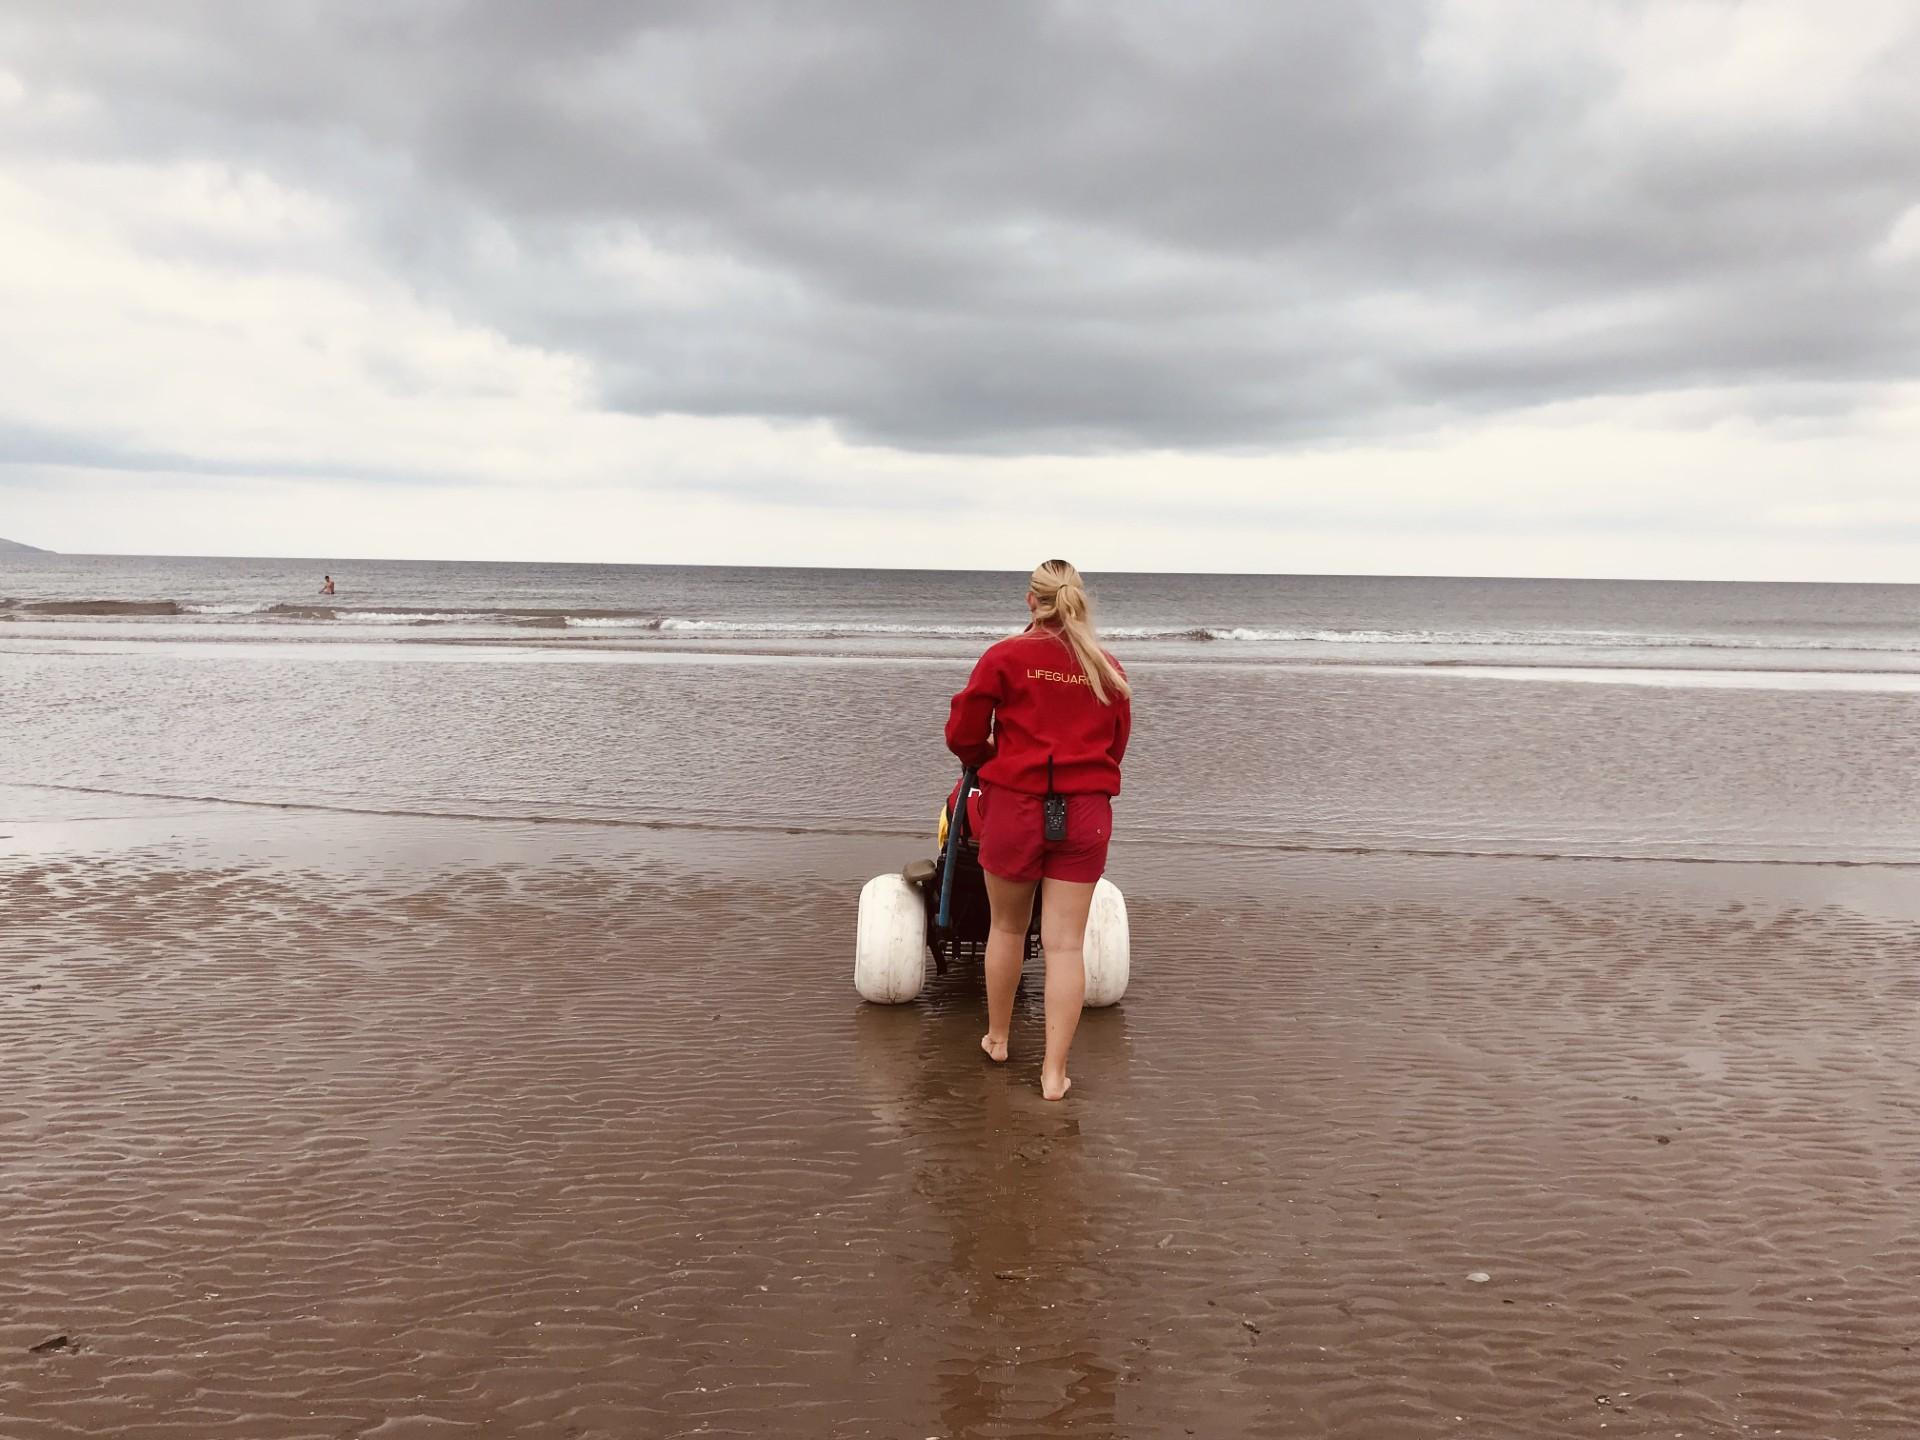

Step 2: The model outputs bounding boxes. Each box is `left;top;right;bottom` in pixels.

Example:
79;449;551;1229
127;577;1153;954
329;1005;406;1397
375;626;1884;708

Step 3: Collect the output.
5;802;1920;1437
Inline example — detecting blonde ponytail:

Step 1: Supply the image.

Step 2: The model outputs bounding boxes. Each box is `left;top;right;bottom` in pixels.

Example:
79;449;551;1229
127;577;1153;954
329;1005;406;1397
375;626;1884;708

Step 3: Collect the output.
1028;558;1130;704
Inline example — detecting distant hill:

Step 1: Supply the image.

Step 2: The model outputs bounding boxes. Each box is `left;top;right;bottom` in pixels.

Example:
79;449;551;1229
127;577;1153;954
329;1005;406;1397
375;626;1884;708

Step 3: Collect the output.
0;536;51;553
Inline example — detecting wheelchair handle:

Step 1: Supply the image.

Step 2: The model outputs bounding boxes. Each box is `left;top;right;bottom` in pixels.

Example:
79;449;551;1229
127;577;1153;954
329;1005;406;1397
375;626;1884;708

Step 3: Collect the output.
935;765;977;930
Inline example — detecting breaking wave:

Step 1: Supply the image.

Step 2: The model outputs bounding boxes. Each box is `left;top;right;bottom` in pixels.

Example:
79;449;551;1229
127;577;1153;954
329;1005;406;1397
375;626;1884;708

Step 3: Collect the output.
19;599;184;617
8;596;1920;656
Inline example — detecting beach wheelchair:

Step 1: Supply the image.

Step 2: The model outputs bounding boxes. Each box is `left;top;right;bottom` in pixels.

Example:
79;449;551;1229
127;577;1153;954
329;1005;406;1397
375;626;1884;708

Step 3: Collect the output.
853;767;1130;1005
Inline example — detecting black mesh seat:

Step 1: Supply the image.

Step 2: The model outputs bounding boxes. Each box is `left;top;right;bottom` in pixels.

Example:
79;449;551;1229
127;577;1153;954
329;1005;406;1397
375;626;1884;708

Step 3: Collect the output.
924;832;1042;972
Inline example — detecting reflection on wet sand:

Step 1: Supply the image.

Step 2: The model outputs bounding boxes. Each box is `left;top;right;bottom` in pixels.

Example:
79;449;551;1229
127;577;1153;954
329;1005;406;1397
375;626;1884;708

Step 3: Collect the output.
855;984;1133;1436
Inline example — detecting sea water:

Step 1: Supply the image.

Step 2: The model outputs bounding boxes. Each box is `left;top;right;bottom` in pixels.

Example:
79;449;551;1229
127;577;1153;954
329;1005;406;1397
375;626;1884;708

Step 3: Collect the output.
5;553;1919;865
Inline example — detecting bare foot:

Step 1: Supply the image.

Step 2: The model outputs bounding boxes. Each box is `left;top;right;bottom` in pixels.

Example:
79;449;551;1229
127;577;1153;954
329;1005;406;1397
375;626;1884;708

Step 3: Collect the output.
981;1034;1009;1063
1041;1072;1072;1101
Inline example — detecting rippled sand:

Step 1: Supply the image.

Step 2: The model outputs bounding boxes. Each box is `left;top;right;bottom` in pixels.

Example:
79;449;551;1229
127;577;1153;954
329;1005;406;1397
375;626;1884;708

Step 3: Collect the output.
5;808;1920;1437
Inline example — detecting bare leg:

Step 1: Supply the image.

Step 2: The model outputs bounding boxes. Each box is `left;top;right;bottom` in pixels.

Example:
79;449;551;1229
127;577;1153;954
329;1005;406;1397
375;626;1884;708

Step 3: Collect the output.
1038;879;1096;1100
981;871;1036;1062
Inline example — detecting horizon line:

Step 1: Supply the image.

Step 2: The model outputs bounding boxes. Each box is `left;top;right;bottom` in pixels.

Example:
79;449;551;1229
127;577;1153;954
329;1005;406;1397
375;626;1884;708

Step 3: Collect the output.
6;546;1917;589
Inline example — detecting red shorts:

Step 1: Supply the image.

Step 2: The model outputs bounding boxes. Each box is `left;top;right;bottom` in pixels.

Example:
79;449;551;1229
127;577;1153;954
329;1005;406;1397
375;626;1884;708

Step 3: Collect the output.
972;782;1113;884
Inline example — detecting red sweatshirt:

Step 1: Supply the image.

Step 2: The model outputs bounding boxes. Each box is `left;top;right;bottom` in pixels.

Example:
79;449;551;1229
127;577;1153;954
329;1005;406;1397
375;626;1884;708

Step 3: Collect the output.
946;628;1131;796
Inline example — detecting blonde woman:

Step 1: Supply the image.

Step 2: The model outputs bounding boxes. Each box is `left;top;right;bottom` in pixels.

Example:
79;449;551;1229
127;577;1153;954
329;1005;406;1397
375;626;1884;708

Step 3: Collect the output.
945;559;1132;1100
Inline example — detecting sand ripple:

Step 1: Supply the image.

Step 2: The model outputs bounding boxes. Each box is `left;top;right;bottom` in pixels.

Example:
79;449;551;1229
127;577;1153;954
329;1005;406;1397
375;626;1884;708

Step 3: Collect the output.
5;839;1920;1436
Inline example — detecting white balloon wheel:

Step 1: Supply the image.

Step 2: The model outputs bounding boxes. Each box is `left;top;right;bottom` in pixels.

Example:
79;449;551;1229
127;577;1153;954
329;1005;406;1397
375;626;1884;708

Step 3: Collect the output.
1082;877;1131;1007
854;872;928;1003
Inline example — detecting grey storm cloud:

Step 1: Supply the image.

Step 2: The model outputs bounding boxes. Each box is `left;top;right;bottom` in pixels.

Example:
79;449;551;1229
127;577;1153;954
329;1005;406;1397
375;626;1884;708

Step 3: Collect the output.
6;0;1919;454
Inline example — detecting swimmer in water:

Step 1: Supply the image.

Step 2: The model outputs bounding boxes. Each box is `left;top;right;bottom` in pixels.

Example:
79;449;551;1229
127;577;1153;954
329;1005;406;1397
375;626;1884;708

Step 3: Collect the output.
319;575;335;595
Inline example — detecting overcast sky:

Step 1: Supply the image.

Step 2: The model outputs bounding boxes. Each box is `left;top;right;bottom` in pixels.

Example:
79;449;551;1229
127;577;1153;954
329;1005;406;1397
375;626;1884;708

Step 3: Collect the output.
3;0;1918;578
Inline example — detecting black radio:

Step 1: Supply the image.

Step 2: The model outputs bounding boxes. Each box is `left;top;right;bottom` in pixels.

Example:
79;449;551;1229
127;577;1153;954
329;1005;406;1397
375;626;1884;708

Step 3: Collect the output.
1043;756;1068;841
